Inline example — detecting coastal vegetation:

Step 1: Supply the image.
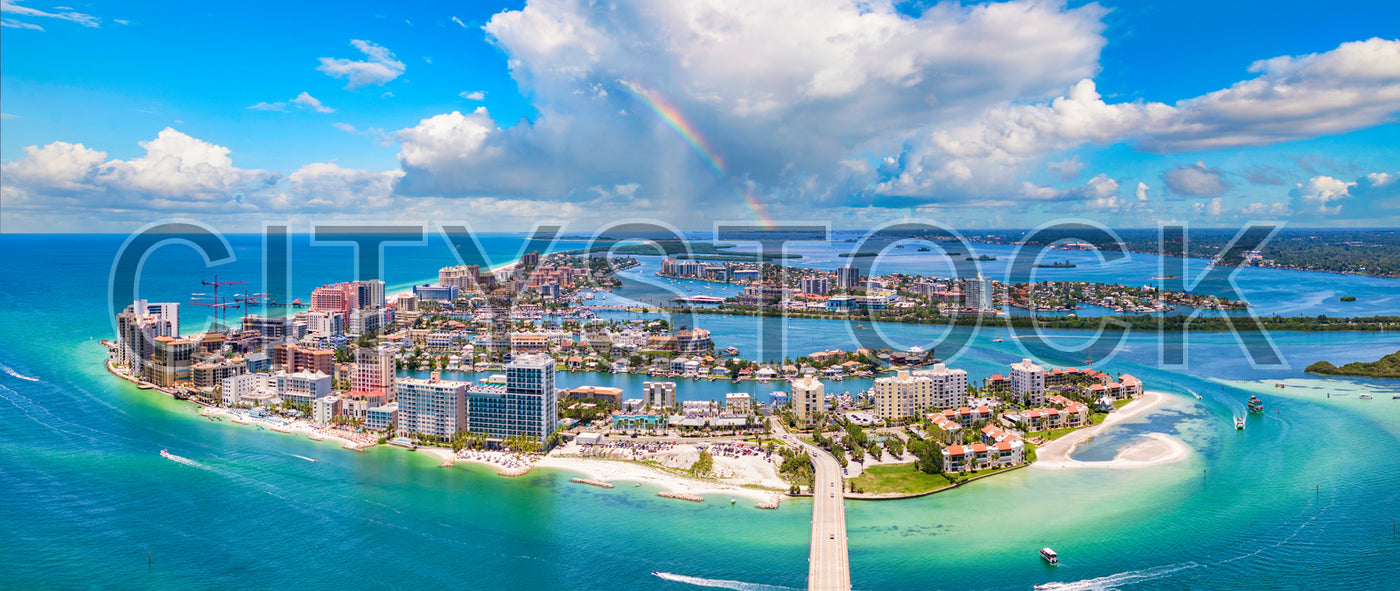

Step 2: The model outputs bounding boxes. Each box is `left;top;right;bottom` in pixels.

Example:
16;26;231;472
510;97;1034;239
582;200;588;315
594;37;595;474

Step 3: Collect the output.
1305;350;1400;379
690;450;714;477
679;305;1400;332
960;228;1400;278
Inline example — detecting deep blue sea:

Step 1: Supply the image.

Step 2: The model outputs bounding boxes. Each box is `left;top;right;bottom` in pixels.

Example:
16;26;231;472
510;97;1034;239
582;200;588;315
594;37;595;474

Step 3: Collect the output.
1;232;1398;590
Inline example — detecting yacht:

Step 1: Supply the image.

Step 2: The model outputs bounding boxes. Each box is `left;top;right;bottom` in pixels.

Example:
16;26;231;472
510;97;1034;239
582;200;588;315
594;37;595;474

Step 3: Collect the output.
1040;547;1058;564
1234;416;1246;430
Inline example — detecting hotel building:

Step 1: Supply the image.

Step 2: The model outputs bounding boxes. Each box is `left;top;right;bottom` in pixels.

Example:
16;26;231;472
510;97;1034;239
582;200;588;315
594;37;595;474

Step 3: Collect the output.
353;346;397;401
397;371;468;439
467;354;558;445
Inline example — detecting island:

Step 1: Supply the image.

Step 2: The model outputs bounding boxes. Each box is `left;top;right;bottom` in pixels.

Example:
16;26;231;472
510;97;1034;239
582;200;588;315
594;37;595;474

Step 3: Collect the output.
1305;350;1400;378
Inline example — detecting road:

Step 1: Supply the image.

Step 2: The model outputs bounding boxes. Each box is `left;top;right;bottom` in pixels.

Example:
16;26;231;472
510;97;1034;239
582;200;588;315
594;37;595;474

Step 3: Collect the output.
779;424;852;591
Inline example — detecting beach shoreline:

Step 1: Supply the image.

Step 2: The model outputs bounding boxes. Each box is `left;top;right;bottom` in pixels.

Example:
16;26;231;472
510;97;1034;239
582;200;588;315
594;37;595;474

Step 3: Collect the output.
534;455;785;504
1032;390;1191;470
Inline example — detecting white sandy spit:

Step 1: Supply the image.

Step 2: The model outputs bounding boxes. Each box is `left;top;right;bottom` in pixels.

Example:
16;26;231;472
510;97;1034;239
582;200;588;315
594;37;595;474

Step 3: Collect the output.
1032;391;1192;470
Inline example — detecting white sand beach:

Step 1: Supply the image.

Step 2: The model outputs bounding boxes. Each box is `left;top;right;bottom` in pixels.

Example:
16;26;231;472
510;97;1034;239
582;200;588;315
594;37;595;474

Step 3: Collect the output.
535;455;784;504
533;439;788;504
1032;391;1191;470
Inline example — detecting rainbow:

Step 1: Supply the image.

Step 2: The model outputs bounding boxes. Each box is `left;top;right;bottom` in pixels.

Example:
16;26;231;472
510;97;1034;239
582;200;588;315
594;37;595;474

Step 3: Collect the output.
625;80;778;229
737;188;777;230
623;80;727;176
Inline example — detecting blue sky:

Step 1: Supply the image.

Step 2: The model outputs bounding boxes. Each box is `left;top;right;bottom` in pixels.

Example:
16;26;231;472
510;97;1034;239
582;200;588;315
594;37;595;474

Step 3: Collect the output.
2;0;1398;232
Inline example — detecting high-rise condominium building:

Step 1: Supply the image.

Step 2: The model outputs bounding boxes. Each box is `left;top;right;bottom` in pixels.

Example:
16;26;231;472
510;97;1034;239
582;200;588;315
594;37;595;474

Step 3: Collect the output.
791;375;825;428
353;346;397;401
836;266;862;290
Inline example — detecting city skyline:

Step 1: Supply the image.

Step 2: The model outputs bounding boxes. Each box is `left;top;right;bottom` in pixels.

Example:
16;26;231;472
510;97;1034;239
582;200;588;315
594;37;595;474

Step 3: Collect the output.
2;0;1399;233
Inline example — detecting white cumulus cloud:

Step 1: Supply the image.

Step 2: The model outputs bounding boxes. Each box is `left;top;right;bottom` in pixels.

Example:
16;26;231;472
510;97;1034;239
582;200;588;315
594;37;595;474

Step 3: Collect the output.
290;92;334;113
318;39;406;90
1163;162;1230;196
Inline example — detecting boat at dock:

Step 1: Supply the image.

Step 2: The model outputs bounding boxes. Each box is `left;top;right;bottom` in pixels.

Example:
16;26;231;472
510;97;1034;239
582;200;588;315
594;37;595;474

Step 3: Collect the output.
1247;395;1264;413
1040;547;1058;564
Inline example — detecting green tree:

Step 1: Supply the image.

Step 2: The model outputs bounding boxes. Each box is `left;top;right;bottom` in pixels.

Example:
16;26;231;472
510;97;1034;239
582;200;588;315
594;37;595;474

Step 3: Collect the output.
692;450;715;477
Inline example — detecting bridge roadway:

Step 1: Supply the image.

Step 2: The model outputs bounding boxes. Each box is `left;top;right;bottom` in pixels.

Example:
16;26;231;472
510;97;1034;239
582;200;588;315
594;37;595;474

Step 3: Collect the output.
780;428;852;591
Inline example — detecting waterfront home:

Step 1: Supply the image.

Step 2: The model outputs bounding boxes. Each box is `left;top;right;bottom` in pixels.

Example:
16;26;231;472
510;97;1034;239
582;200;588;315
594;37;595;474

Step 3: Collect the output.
938;406;993;424
979;424;1022;445
942;437;1025;473
1095;395;1115;412
1119;374;1143;398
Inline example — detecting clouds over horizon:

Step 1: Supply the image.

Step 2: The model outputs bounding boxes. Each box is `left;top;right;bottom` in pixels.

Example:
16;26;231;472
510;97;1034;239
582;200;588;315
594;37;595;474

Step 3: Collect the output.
3;0;1400;230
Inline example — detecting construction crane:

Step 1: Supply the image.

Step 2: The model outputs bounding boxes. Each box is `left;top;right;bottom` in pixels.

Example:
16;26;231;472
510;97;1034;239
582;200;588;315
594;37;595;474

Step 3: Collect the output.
195;275;247;330
188;296;240;332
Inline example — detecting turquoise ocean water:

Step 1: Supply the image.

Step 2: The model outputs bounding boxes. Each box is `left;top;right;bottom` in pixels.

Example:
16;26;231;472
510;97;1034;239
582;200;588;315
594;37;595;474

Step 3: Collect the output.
1;233;1398;590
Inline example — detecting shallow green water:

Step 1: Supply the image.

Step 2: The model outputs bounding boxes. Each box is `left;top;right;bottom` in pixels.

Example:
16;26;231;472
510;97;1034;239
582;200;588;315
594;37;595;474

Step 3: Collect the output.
2;234;1398;590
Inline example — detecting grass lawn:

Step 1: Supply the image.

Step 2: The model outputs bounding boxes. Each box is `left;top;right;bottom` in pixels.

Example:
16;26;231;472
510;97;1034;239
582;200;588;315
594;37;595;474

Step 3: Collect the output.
850;463;953;494
1027;425;1081;441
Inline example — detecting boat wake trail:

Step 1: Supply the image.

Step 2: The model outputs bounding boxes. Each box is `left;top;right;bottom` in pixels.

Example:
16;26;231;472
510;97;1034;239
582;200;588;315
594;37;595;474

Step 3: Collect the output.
162;452;212;471
0;362;40;382
290;454;318;463
652;572;797;591
1034;562;1202;591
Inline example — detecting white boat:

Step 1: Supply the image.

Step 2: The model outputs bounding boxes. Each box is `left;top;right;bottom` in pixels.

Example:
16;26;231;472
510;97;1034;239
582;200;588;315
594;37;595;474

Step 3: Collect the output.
1234;416;1246;430
159;449;171;459
1359;394;1373;400
1040;547;1058;564
993;337;1004;343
